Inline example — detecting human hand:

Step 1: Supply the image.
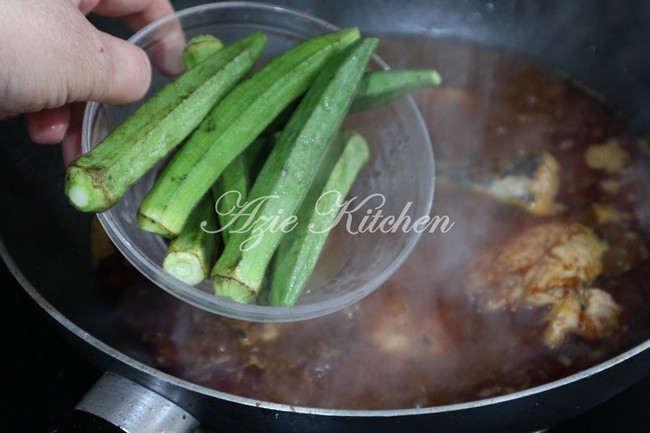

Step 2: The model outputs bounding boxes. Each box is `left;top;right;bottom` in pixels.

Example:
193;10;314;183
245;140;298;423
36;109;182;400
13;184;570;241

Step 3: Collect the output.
0;0;175;165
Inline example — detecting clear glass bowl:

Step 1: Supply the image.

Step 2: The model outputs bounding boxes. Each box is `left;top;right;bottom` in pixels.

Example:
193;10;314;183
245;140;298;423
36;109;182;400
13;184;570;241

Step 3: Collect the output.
82;2;434;322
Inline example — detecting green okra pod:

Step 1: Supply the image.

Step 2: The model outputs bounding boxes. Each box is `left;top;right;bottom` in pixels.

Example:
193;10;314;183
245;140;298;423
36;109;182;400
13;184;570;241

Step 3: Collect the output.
65;32;267;212
162;193;219;285
349;69;442;112
210;37;379;304
260;69;442;135
137;28;361;238
212;136;269;244
269;130;370;307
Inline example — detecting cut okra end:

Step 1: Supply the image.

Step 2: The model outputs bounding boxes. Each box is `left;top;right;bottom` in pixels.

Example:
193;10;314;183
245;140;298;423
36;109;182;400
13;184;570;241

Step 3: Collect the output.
163;251;207;286
212;275;257;304
64;165;112;212
136;212;177;239
430;70;443;86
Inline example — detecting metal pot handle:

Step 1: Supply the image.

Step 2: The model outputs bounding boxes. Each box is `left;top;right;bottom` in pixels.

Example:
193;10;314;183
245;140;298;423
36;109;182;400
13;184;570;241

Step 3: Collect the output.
51;372;199;433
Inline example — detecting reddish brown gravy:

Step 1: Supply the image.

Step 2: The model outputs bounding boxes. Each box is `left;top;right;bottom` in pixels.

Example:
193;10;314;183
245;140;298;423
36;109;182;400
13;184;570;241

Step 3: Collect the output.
94;38;650;410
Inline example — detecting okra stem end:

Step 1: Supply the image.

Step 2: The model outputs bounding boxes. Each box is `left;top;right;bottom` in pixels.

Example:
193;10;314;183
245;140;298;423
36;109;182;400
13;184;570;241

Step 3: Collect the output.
163;251;207;286
431;70;443;86
64;165;111;212
212;274;257;304
137;212;177;239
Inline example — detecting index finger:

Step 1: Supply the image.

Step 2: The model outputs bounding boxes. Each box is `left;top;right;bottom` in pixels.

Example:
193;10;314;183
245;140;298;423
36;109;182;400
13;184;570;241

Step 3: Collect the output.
91;0;175;32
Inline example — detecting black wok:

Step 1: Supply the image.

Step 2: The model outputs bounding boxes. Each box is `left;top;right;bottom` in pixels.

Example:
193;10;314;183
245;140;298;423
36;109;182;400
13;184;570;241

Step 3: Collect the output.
2;0;650;432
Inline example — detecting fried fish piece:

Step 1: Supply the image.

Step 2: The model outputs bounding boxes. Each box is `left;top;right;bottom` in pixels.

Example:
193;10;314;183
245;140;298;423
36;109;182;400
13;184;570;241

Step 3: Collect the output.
467;221;621;347
438;152;564;215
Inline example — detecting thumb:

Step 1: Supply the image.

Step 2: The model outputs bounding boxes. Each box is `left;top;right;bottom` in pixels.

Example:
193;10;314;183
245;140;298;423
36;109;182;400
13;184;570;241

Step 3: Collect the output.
1;0;153;113
80;30;152;105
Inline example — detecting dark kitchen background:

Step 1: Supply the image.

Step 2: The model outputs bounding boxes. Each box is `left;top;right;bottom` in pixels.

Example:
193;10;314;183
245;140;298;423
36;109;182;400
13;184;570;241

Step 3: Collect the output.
3;1;650;432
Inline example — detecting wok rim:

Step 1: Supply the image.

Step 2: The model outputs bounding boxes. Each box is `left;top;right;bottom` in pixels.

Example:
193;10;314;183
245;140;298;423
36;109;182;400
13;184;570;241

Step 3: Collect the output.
3;237;649;418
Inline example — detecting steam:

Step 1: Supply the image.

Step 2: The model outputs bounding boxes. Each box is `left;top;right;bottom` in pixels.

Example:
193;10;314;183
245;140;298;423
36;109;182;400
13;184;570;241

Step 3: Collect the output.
101;33;650;411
